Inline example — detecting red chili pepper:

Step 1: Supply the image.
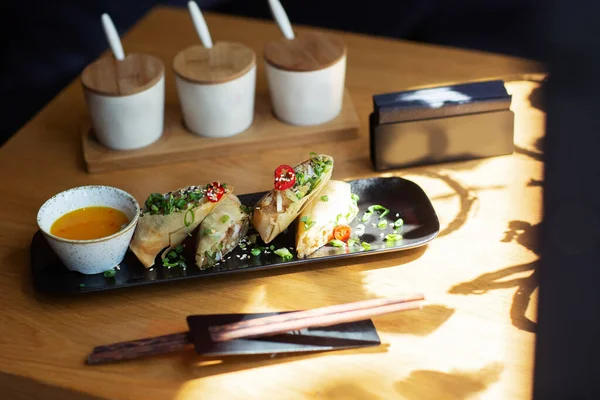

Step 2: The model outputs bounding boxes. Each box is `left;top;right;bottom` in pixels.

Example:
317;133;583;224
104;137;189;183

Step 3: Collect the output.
274;164;296;191
333;225;352;242
206;181;225;203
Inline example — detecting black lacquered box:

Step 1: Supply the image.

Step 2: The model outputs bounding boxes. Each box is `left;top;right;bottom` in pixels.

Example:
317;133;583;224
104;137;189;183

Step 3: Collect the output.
369;80;514;171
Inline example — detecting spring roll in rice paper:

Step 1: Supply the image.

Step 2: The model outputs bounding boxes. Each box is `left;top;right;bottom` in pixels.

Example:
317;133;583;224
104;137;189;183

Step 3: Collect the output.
130;182;232;268
253;153;334;243
195;194;251;269
296;180;359;258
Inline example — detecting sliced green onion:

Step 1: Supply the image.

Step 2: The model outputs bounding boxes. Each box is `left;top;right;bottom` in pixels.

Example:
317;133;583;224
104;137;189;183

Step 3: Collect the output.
394;218;404;228
351;193;359;203
385;233;403;242
300;216;309;223
361;242;371;250
361;212;372;223
274;247;293;260
320;195;329;202
103;269;116;278
377;220;387;229
79;283;85;288
184;209;194;228
347;238;359;247
328;239;346;247
220;214;230;223
368;205;390;219
250;248;262;256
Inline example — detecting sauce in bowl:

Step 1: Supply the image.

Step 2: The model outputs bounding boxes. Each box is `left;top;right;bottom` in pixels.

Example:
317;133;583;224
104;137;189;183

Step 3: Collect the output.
50;206;130;240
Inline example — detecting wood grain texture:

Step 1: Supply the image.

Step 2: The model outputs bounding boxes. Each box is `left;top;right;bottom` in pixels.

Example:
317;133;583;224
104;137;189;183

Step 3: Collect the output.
173;42;256;84
264;32;346;71
0;6;546;400
81;90;359;173
81;53;165;96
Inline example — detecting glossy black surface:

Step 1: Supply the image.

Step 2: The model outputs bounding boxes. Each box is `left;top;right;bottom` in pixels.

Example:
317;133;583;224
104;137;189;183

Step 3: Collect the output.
188;312;381;356
373;80;512;124
31;177;439;295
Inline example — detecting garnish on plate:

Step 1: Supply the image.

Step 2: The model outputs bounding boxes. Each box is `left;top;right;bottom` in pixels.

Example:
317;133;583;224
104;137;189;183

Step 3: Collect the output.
162;244;187;269
367;205;390;219
130;183;233;268
274;247;294;260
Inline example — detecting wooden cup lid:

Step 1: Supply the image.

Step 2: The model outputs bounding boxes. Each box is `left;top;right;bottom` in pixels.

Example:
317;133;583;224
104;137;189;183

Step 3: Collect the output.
173;42;256;84
81;53;165;96
263;32;346;72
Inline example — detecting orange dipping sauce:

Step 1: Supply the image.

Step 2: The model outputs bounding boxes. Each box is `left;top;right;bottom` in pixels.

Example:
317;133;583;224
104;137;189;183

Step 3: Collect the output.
50;206;129;240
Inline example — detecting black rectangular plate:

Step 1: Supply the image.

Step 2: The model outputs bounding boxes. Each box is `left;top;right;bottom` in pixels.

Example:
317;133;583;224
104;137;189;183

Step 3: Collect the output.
187;312;381;356
31;177;439;295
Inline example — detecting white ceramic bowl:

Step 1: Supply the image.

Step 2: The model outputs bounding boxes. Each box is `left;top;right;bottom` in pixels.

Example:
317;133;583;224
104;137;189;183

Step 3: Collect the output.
36;186;140;275
265;54;346;126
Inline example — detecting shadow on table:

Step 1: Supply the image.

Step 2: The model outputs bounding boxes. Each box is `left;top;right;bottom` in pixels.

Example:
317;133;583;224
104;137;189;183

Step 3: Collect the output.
413;170;505;238
448;220;540;333
394;362;504;400
372;304;455;336
0;371;106;400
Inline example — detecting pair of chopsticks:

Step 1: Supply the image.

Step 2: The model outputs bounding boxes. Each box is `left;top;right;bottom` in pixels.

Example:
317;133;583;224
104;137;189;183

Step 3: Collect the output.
87;294;424;365
208;294;425;342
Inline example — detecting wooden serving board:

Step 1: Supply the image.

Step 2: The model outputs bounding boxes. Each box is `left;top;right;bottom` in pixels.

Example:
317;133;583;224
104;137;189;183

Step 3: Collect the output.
81;90;360;173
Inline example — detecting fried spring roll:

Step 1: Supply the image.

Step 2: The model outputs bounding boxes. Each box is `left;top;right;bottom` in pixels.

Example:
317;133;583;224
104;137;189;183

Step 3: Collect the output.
252;153;334;243
130;182;232;268
296;180;359;258
195;194;251;269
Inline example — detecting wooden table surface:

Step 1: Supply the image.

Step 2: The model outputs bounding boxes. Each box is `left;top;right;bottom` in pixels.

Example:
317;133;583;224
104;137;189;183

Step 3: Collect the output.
0;6;546;400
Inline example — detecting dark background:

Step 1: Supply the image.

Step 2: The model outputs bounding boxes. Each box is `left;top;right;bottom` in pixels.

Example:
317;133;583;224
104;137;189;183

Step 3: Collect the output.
1;0;538;146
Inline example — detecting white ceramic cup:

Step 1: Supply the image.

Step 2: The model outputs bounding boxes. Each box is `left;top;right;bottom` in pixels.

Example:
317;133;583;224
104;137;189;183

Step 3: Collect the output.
175;65;256;138
37;186;140;275
84;75;165;150
265;55;346;126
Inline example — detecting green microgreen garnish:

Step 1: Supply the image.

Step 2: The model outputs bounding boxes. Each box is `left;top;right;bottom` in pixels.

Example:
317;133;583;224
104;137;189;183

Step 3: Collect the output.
103;268;116;278
300;215;315;230
361;212;372;223
347;238;359;247
274;247;293;260
385;234;403;242
163;244;187;269
143;187;207;216
368;205;390;219
321;195;329;202
293;152;333;198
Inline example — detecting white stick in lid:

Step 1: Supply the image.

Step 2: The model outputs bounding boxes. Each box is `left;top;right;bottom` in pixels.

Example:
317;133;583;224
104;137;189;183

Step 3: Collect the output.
101;13;125;61
188;1;213;48
268;0;295;40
